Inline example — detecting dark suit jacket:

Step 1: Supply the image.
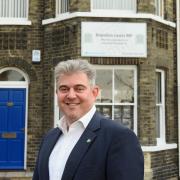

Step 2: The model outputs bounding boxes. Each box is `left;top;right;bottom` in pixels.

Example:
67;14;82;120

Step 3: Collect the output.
33;112;144;180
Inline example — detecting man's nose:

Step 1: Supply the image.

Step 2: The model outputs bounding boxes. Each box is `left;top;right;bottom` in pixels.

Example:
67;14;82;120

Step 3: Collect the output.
67;88;76;98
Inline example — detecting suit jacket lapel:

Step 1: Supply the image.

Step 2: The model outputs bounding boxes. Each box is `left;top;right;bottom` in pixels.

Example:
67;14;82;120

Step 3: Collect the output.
61;112;101;180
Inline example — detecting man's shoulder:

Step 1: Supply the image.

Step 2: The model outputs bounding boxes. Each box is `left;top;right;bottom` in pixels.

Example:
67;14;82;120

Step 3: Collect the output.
43;127;61;140
93;112;139;144
95;112;132;134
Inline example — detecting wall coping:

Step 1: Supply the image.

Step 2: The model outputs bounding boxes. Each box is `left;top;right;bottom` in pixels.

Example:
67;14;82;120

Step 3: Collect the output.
42;12;176;28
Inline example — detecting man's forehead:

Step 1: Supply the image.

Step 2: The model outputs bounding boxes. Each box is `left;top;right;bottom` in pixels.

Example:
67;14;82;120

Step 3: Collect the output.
59;71;86;76
58;73;90;85
58;72;88;80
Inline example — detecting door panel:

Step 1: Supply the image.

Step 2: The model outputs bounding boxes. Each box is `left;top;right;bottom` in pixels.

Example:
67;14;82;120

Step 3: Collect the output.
0;140;6;161
0;106;8;130
0;88;26;169
9;106;24;131
0;90;8;102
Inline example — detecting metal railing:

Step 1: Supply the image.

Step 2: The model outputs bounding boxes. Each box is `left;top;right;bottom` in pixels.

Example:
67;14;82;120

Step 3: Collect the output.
0;0;28;18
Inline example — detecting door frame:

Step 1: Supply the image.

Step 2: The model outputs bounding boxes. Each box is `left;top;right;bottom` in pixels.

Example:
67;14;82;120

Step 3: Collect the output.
0;67;29;170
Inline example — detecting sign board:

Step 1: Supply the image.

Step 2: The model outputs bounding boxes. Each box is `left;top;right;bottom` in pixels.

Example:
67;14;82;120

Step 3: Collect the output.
32;50;41;62
81;22;147;58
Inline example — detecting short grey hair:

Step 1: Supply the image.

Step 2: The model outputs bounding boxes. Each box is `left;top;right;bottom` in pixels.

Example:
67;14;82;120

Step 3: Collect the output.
55;59;96;89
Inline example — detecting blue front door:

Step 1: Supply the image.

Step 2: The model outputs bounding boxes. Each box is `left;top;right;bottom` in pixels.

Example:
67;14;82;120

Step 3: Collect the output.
0;88;26;169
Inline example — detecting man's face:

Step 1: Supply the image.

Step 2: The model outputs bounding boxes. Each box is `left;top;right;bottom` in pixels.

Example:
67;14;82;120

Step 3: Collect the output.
56;72;99;124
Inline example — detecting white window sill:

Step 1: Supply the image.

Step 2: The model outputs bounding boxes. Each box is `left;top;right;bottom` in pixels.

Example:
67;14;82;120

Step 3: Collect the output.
142;143;177;152
0;18;31;25
42;12;176;28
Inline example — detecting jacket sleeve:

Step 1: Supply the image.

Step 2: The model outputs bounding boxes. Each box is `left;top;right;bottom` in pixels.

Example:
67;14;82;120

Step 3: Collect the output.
107;128;144;180
32;160;39;180
32;128;61;180
32;137;45;180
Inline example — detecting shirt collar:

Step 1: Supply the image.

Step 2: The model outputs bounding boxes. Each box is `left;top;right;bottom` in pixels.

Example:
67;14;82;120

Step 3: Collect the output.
58;105;96;134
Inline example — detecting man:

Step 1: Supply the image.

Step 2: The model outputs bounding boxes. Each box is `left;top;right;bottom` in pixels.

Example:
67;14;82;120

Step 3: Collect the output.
33;59;144;180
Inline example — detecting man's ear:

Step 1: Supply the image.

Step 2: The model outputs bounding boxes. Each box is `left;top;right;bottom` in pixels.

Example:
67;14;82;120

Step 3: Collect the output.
92;85;99;98
56;89;58;94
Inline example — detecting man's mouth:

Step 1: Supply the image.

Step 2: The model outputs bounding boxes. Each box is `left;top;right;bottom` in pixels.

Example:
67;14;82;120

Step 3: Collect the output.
65;103;80;106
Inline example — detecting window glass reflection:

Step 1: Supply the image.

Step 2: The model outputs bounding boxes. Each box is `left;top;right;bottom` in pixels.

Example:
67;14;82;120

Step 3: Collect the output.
156;106;160;138
114;105;133;129
156;72;161;103
114;69;134;103
0;70;25;81
96;70;112;103
96;105;112;119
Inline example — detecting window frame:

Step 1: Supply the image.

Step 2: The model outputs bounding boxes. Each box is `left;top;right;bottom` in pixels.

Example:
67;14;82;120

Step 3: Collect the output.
95;65;138;134
54;78;61;127
156;69;166;145
0;0;30;25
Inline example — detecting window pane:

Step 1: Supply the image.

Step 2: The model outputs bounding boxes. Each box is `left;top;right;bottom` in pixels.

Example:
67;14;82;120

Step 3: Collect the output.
114;105;133;129
156;72;161;103
96;105;112;119
0;0;28;18
56;0;69;14
96;70;112;103
156;106;160;138
92;0;136;12
155;0;162;16
114;69;134;103
0;70;25;81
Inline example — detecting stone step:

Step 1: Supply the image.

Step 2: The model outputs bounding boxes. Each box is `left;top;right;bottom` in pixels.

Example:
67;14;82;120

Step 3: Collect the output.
0;172;33;180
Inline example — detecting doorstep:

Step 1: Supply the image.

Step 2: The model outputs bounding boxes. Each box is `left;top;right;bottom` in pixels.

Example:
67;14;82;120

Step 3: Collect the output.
0;172;33;180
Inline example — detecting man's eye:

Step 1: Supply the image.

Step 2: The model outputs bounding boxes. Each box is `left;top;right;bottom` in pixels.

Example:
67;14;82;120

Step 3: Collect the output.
75;86;85;92
59;87;69;93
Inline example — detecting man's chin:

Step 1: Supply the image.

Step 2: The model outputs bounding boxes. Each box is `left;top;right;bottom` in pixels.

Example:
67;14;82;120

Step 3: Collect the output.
65;113;80;122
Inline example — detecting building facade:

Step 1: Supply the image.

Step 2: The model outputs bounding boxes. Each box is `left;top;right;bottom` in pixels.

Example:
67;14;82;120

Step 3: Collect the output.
0;0;178;179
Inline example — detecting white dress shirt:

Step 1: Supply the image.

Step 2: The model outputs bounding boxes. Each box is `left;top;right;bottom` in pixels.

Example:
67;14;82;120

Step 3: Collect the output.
49;105;96;180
